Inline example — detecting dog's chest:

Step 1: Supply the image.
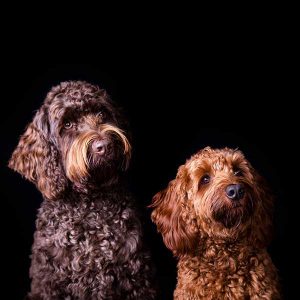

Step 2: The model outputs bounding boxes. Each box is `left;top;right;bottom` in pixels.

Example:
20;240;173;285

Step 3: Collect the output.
34;198;138;268
176;249;278;299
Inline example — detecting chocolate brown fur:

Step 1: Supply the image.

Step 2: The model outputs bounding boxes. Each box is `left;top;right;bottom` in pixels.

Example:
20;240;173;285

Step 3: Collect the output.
9;81;155;299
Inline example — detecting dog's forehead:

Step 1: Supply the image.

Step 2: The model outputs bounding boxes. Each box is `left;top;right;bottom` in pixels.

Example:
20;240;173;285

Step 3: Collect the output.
56;93;102;108
206;154;231;172
47;94;104;121
212;152;231;170
190;148;245;172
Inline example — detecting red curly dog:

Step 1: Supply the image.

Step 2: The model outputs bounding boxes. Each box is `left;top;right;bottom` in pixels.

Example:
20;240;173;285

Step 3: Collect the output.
151;147;280;299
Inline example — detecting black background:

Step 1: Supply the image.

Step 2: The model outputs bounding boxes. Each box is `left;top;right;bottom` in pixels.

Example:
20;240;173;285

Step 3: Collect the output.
0;16;295;299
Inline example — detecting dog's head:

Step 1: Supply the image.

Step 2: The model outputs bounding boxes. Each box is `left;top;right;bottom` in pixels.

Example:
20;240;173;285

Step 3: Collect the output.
9;81;131;199
151;147;274;256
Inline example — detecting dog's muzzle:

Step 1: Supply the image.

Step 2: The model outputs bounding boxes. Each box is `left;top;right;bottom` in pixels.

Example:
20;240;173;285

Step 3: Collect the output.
65;124;131;182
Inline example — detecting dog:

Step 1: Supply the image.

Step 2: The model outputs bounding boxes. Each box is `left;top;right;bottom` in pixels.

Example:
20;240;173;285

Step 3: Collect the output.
151;147;280;299
9;81;155;299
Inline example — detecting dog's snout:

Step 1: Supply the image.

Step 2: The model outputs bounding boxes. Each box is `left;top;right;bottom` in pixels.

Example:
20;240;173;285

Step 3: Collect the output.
92;140;108;155
225;184;245;200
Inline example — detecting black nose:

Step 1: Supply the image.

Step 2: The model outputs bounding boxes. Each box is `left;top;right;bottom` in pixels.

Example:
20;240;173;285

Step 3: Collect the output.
225;184;245;200
92;140;108;155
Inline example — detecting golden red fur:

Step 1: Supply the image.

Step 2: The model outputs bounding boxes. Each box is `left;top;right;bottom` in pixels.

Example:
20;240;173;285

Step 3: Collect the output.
151;147;280;299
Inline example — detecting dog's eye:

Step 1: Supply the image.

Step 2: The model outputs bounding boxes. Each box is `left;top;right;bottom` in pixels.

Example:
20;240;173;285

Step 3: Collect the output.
200;175;211;185
64;121;73;129
97;111;104;118
234;169;243;176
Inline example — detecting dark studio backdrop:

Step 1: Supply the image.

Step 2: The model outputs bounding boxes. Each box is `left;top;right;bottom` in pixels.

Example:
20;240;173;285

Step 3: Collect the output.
0;44;294;298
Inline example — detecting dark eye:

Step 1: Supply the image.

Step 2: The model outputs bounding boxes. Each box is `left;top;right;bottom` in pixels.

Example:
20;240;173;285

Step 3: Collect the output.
97;111;104;118
64;121;73;129
200;174;211;185
234;169;243;176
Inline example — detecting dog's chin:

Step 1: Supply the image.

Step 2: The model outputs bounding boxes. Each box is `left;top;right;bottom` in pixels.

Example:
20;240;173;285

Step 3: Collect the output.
211;197;254;229
88;160;119;183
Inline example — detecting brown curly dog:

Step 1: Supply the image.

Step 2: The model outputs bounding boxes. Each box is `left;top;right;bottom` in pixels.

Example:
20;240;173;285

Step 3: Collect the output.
9;81;155;299
151;147;280;299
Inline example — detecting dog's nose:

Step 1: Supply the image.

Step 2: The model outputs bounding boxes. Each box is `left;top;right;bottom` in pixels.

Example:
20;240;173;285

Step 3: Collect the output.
92;140;108;155
225;184;245;200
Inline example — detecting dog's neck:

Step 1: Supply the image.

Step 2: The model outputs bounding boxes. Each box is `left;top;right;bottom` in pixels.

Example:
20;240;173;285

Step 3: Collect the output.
70;175;123;195
48;175;128;203
195;235;257;262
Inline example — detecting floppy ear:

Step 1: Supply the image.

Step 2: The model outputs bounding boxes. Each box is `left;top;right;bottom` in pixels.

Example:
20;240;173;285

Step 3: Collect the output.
150;166;198;256
8;107;67;200
250;170;274;248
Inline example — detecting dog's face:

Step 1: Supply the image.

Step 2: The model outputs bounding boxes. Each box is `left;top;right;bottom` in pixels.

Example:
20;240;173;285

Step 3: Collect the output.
151;147;273;256
55;93;131;184
188;147;255;229
9;81;131;199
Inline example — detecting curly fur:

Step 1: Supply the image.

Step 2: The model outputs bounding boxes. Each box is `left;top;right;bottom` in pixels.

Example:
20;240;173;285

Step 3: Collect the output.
9;81;155;299
151;147;280;299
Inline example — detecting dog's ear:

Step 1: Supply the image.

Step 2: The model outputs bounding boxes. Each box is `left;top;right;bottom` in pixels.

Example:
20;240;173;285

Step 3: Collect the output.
8;107;67;200
250;170;274;248
151;165;198;256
